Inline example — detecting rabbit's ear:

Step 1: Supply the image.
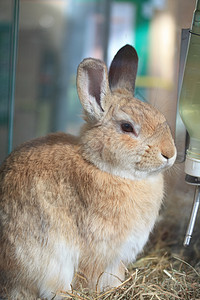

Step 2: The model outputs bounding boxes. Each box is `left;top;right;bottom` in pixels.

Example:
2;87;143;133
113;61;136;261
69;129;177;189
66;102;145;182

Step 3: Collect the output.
109;44;138;94
77;58;110;122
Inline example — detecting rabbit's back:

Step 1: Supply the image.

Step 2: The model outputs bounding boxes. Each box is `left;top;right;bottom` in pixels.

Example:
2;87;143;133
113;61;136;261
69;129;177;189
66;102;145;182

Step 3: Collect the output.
0;133;83;298
0;132;84;241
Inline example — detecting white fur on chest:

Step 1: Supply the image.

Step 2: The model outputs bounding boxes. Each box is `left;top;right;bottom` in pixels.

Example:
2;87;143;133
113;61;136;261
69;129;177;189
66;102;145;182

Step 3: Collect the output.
119;229;149;264
38;240;79;299
119;174;163;264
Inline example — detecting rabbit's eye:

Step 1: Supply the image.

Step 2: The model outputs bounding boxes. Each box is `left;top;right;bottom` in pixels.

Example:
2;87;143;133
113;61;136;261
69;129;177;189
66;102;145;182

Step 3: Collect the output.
121;123;134;133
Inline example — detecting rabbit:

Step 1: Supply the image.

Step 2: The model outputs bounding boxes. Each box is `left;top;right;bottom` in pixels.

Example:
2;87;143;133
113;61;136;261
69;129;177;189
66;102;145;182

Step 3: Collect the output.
0;44;176;300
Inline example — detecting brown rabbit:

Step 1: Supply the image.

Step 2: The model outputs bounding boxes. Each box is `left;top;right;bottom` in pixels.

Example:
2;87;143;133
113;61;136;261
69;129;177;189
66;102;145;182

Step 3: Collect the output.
0;45;176;299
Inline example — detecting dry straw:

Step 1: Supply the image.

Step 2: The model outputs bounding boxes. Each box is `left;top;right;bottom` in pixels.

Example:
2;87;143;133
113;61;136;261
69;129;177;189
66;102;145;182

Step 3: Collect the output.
55;250;200;300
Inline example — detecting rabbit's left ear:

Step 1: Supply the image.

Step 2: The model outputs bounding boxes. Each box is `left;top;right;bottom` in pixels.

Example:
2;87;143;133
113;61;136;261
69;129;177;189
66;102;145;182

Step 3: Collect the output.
109;44;138;94
77;58;110;122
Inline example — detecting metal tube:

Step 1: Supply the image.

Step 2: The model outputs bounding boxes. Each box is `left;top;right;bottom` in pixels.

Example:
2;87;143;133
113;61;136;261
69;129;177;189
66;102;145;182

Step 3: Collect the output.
183;186;200;246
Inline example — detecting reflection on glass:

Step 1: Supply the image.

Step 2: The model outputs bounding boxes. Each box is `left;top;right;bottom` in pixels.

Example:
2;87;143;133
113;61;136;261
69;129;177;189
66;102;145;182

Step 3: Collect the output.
13;0;110;149
0;0;17;163
0;0;196;165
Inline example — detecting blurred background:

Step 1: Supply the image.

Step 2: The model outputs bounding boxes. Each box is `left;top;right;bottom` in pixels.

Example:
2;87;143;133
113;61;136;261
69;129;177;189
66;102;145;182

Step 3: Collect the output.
0;0;199;261
0;0;196;161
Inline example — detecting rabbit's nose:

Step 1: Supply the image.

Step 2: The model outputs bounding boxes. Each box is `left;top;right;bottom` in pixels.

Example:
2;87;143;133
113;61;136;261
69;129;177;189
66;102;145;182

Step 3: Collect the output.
160;140;176;160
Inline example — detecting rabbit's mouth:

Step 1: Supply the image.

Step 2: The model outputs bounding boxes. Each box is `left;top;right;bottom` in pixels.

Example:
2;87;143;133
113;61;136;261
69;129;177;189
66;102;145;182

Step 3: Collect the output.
96;150;176;180
160;149;177;171
134;149;177;179
164;152;177;169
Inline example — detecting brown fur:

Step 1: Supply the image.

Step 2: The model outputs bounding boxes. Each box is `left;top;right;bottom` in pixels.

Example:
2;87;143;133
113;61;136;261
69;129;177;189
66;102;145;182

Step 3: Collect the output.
0;45;176;299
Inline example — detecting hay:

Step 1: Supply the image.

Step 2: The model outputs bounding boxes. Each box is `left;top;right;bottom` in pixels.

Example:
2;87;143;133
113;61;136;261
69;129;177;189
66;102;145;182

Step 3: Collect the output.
57;250;200;300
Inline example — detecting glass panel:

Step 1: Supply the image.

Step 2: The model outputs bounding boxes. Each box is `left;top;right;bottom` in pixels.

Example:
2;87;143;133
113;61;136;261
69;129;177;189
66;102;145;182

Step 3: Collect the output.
0;0;18;163
13;0;110;148
2;0;196;157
